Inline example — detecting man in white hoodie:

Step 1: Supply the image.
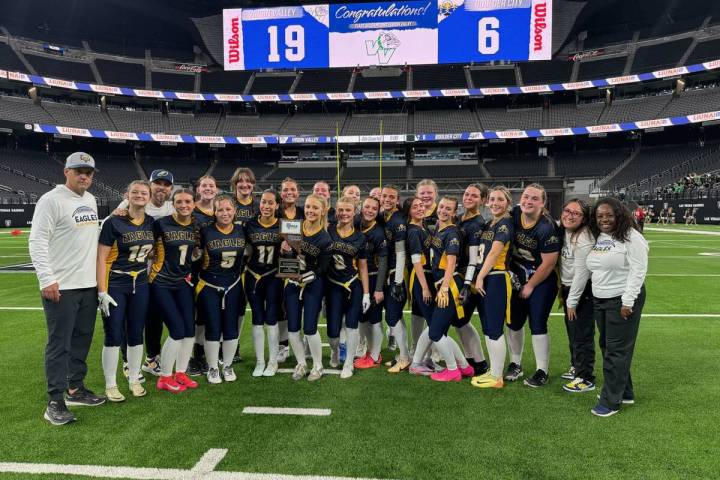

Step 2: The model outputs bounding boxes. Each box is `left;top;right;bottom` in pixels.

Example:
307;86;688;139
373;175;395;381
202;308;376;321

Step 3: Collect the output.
29;152;106;426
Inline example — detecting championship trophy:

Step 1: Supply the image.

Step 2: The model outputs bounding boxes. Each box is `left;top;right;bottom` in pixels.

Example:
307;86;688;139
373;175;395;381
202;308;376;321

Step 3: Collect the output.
277;218;303;279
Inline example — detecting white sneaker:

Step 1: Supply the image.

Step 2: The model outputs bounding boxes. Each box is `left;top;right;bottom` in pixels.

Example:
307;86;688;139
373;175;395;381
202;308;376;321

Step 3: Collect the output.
292;364;307;381
263;362;278;377
207;367;222;384
356;339;367;358
129;382;146;397
222;366;237;382
105;386;125;403
308;366;323;382
340;365;354;379
330;348;339;368
252;363;265;377
277;345;289;363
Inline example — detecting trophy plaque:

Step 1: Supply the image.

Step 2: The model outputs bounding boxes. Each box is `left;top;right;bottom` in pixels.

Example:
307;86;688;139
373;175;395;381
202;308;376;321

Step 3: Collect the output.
277;219;303;279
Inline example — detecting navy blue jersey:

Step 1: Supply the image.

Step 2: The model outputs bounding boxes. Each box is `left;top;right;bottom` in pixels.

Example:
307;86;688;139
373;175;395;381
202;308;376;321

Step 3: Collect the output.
458;213;486;276
429;224;461;281
150;215;197;287
193;206;215;230
245;217;282;274
361;219;388;274
511;207;561;274
280;205;304;221
407;223;432;270
233;196;259;226
327;206;337;226
423;203;439;233
327;226;367;283
383;209;407;271
198;224;246;284
479;217;514;272
99;215;155;288
299;223;332;275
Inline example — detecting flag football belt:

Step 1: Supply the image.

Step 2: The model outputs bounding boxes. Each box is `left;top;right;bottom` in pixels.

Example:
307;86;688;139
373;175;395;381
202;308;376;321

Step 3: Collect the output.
196;275;242;310
245;267;278;294
285;276;310;301
328;274;358;298
434;274;465;319
386;267;409;287
407;268;432;304
110;269;147;294
154;272;195;288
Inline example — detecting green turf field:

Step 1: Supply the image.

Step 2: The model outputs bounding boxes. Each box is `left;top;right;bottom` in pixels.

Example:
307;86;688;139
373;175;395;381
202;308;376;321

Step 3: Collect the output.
0;226;718;480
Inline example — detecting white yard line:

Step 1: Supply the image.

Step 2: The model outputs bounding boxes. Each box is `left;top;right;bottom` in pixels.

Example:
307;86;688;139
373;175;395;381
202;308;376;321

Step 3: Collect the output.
645;227;720;235
242;407;332;416
0;448;388;479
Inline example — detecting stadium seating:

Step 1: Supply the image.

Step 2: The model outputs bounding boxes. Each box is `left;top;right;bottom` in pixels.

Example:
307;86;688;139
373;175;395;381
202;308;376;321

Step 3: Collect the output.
281;113;348;136
555;150;630;177
166;112;197;135
686;38;720;65
95;59;146;88
413;109;480;134
24;54;95;83
661;87;720;118
140;156;211;184
221;114;287;136
0;95;56;124
413;163;484;179
576;57;627;81
598;94;673;124
343;113;408;135
295;69;352;93
342;165;407;181
42;101;115;131
606;143;709;187
545;102;605;128
266;166;337;181
483;156;548;177
477;107;543;130
107;108;164;133
211;159;275;184
630;38;693;74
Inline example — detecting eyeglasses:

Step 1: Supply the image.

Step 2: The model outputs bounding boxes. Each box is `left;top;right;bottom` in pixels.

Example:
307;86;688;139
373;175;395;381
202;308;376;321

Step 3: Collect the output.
562;208;583;218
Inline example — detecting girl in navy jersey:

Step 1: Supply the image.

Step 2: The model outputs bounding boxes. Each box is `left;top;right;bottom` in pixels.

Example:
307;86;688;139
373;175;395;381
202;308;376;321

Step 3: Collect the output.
231;167;259;226
412;179;439;352
245;190;284;377
283;194;332;382
354;196;388;370
97;180;155;401
196;195;246;384
507;184;561;387
470;186;515;389
278;177;302;361
326;196;371;379
150;189;199;393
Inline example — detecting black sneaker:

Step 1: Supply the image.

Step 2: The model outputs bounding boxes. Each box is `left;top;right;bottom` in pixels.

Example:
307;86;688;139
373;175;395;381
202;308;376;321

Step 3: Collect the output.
44;400;76;426
65;387;106;407
524;369;549;388
504;362;523;381
186;357;203;377
472;359;489;376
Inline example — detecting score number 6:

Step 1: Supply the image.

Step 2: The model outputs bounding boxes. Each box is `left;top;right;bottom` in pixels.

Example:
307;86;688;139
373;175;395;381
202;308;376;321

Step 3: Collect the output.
478;17;500;54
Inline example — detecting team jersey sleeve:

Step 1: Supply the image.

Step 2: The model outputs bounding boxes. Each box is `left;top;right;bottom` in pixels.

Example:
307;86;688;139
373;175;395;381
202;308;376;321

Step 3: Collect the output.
98;218;117;247
540;221;561;253
357;233;368;260
445;229;461;256
407;228;423;256
393;219;407;243
377;234;388;258
494;219;514;244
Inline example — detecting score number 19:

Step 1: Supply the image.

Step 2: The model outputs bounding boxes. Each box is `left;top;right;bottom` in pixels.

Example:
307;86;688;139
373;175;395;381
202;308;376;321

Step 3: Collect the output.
268;25;305;62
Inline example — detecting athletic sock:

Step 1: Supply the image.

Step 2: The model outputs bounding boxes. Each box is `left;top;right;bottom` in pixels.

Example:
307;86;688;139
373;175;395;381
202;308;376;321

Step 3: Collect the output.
369;323;383;362
306;332;324;371
410;314;425;353
507;327;525;365
267;324;279;364
531;333;550;373
344;327;358;370
205;341;220;371
391;320;410;362
456;323;485;362
127;345;143;384
339;325;346;344
102;346;119;388
278;319;289;345
175;337;194;373
485;335;507;378
252;325;266;366
411;328;432;365
434;336;458;371
447;336;469;369
222;338;239;367
288;332;306;368
329;337;340;365
194;325;205;347
160;338;180;376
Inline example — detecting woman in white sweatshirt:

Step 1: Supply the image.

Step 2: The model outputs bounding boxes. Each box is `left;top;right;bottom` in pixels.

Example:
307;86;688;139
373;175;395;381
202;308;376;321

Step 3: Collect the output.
586;197;649;417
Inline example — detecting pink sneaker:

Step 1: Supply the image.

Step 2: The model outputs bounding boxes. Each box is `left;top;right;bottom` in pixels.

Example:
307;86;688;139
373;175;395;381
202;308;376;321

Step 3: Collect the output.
460;365;475;378
430;368;462;382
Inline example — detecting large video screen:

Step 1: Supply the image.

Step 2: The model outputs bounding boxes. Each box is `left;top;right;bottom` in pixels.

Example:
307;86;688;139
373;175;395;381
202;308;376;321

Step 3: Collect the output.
223;0;552;70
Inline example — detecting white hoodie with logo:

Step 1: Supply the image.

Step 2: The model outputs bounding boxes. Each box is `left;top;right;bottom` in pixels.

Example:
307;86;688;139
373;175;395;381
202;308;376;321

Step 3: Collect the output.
29;185;99;290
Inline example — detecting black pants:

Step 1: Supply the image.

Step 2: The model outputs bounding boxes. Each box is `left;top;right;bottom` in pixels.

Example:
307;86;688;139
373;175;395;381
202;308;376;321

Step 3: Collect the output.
145;299;164;358
594;286;646;410
42;287;98;401
562;282;595;383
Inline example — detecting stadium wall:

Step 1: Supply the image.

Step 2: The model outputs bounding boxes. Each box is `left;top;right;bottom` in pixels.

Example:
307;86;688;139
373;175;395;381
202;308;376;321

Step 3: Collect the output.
0;205;111;227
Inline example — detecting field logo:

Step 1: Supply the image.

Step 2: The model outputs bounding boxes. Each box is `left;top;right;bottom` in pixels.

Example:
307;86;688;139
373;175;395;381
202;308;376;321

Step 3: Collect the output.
366;32;401;64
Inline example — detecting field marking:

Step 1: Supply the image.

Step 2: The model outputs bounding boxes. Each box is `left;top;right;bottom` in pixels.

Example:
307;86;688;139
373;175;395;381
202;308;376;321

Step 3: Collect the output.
0;448;388;480
649;255;720;258
645;227;720;236
242;407;332;416
646;273;720;276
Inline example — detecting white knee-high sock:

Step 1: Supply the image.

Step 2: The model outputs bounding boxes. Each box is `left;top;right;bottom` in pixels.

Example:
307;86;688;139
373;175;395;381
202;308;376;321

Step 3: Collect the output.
252;325;266;365
279;319;289;343
369;323;382;362
127;345;143;384
410;314;425;352
391;321;410;362
344;328;358;369
329;337;340;361
160;338;180;376
176;337;195;373
222;338;239;367
267;324;279;364
507;327;525;365
339;325;346;344
205;340;220;370
411;328;432;365
102;346;119;388
448;336;469;369
456;323;485;362
306;333;323;370
485;335;507;378
434;336;458;370
531;333;550;373
288;332;306;368
194;325;205;346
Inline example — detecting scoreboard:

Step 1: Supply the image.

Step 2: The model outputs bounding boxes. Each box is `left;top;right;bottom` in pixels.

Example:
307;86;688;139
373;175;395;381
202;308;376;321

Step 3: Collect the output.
223;0;552;71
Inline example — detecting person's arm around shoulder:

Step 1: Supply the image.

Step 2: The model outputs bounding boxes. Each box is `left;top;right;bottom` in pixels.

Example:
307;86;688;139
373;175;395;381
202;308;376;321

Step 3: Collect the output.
565;229;594;319
29;194;60;302
621;228;649;319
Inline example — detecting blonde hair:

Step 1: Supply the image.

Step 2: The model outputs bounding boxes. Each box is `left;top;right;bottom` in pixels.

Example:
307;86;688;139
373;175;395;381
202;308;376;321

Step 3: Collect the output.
416;178;438;194
488;185;513;225
213;194;236;210
304;193;329;230
126;179;150;194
